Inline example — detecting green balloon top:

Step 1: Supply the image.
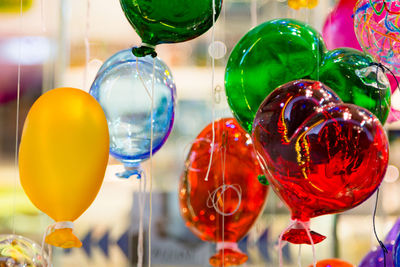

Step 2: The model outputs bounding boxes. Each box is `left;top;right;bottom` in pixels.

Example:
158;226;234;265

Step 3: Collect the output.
225;18;390;133
120;0;222;50
225;19;326;133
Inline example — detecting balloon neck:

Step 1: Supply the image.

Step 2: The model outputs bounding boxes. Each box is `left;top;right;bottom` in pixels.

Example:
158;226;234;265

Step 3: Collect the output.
116;163;143;179
132;44;157;58
209;242;248;266
45;221;82;248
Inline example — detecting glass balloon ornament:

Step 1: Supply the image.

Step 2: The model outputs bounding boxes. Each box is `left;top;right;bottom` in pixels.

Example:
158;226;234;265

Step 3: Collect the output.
323;0;361;50
314;48;391;123
119;0;223;57
225;18;391;134
252;80;389;245
288;0;318;9
225;19;326;133
19;88;109;249
310;259;354;267
354;0;400;75
385;217;400;243
90;52;176;178
0;235;47;267
359;242;393;267
179;118;268;267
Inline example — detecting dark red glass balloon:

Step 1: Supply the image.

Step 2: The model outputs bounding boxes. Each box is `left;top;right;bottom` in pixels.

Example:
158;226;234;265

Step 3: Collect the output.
179;118;268;266
252;80;388;245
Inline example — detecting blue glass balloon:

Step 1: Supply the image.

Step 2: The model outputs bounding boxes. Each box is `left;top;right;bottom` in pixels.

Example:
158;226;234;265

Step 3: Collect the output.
90;51;176;178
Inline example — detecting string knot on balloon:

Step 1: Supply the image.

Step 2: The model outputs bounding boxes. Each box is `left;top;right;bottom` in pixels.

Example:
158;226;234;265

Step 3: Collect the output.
132;44;157;58
207;184;242;216
369;62;400;92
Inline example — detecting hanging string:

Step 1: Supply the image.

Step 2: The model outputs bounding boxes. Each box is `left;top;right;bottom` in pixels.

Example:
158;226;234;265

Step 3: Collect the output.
41;0;46;32
251;0;257;28
137;168;146;267
204;0;217;182
12;0;23;236
147;56;156;267
134;55;155;267
298;244;302;267
372;188;388;267
83;0;91;90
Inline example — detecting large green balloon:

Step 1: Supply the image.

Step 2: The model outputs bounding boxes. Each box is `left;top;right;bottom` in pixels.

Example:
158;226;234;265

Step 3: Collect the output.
314;48;390;123
225;18;391;133
120;0;222;56
225;19;326;133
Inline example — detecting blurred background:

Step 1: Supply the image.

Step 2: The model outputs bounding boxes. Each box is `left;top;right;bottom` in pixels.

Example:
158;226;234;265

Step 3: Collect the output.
1;0;400;266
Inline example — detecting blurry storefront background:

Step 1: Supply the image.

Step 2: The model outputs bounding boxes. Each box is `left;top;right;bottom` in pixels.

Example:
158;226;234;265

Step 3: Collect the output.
1;0;400;266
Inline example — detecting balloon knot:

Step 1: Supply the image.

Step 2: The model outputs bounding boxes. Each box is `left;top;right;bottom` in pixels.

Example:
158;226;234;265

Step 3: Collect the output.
132;44;157;58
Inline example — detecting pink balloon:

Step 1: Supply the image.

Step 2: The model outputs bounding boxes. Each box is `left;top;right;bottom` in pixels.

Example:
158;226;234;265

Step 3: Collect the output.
323;0;361;50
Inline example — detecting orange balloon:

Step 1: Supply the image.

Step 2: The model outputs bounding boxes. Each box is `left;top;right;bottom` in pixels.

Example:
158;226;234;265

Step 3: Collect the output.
19;87;109;248
309;259;355;267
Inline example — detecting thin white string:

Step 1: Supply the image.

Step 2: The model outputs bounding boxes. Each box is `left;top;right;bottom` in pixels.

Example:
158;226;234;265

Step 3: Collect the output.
137;169;146;267
221;135;226;267
251;0;257;28
136;60;152;98
13;0;23;236
206;184;242;216
83;0;91;90
205;0;217;182
41;0;46;32
147;56;155;267
298;244;302;267
134;55;155;267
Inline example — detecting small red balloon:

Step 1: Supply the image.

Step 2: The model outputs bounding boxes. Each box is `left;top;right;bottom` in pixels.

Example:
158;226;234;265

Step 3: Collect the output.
309;258;354;267
179;118;268;266
252;80;388;245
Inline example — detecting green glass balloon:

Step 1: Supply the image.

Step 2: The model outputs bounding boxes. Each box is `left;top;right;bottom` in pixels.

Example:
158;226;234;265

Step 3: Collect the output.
225;19;326;133
120;0;222;56
314;48;390;123
225;19;391;133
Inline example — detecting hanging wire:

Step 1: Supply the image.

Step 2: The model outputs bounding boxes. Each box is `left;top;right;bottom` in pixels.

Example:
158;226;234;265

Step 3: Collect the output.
41;0;46;32
147;56;156;267
373;189;388;267
83;0;91;90
137;168;146;267
204;0;217;182
12;0;23;236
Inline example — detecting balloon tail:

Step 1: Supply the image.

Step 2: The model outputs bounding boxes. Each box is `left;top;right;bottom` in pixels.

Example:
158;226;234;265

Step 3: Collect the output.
209;242;248;267
116;165;143;179
282;228;326;245
45;228;82;248
279;220;320;267
132;44;157;58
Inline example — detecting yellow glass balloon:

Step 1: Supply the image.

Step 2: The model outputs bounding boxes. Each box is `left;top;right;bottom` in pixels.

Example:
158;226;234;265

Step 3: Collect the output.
288;0;318;9
19;87;109;248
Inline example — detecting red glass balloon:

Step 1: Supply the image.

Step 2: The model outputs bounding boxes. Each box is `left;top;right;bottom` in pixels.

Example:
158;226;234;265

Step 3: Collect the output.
252;80;388;245
179;118;268;267
309;259;354;267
